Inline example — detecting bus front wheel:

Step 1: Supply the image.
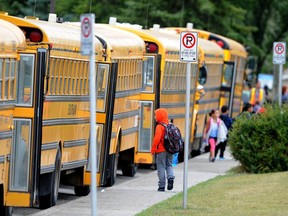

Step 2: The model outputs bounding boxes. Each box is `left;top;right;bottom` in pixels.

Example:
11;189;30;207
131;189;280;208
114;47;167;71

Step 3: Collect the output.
105;142;120;186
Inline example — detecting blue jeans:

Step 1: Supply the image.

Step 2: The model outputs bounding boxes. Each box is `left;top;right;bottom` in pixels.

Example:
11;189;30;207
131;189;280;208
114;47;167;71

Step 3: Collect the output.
156;151;174;188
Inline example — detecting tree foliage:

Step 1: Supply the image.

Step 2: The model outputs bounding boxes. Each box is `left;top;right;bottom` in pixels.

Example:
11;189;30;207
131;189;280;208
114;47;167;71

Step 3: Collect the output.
0;0;287;73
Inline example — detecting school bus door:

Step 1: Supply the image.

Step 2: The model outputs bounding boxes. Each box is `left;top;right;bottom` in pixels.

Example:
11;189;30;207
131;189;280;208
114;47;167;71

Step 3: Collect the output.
5;48;47;207
136;54;161;165
220;61;236;117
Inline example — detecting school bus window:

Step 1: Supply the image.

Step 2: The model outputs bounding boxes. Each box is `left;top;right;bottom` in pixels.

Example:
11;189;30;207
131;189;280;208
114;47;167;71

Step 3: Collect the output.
58;59;63;94
174;63;178;89
181;63;186;89
4;59;10;99
175;62;180;89
10;119;31;191
167;62;173;90
124;60;128;89
198;65;208;85
136;60;140;89
121;60;125;91
138;60;142;89
191;64;197;88
10;59;16;99
17;54;34;106
129;60;132;90
124;60;127;90
135;60;139;89
133;60;137;89
120;60;124;90
75;61;80;95
142;56;154;92
61;59;66;94
163;62;168;90
126;60;130;89
96;63;109;112
0;59;3;99
72;60;77;94
78;61;83;94
222;63;233;87
168;61;172;88
48;58;55;94
138;101;153;152
53;59;59;95
131;60;134;89
83;61;88;94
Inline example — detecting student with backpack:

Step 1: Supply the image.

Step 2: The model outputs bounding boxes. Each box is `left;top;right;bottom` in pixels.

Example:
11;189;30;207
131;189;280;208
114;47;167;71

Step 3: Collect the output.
151;108;175;192
215;105;233;160
203;108;228;162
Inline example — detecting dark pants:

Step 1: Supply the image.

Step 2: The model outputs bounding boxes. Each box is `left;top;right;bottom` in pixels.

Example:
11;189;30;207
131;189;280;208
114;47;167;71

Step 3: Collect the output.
215;140;227;158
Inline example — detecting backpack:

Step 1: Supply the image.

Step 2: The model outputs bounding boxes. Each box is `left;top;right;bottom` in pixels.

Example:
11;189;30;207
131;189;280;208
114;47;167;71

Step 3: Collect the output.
160;122;184;154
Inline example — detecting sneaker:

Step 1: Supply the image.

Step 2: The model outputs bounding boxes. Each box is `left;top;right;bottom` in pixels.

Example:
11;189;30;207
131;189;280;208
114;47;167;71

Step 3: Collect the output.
212;158;215;162
219;157;225;160
167;179;174;190
158;187;165;192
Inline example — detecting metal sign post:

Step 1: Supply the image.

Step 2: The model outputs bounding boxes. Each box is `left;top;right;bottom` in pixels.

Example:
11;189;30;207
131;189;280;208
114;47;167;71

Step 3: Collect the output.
273;42;286;106
81;13;97;216
180;31;198;209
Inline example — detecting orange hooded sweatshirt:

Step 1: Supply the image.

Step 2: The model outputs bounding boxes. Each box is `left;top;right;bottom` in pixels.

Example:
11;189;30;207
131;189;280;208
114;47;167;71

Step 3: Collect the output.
151;108;169;154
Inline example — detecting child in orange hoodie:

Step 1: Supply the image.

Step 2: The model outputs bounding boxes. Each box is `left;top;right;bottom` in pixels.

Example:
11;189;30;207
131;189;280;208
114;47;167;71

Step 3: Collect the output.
151;108;175;192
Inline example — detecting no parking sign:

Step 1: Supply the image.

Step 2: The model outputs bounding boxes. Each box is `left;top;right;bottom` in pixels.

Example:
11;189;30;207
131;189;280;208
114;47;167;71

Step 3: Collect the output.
80;14;94;56
180;32;198;62
273;42;286;65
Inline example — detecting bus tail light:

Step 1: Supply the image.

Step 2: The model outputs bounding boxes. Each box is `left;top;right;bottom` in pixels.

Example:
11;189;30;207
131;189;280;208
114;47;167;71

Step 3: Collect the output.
146;42;158;53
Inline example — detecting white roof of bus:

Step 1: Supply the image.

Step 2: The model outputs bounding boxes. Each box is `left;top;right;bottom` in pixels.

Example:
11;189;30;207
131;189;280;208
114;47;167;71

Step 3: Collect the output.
66;22;146;59
0;14;103;57
0;19;26;52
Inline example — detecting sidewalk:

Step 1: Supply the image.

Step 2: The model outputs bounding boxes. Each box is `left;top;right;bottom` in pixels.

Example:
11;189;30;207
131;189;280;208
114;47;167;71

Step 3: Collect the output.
31;149;239;216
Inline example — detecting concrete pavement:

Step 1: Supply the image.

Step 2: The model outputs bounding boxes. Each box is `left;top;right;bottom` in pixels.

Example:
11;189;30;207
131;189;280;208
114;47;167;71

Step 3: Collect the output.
30;149;239;216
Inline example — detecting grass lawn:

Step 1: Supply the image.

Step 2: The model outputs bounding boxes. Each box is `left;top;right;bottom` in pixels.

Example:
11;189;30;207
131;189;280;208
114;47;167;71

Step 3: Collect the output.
137;170;288;216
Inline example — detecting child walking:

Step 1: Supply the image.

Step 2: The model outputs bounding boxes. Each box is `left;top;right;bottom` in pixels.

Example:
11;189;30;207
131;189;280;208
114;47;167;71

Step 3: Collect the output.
151;108;175;192
203;108;228;162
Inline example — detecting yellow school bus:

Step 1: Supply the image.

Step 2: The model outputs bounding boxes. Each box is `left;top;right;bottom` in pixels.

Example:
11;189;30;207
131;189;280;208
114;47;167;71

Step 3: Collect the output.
167;27;248;118
91;24;146;185
165;27;247;154
0;13;106;210
0;18;26;215
66;22;146;185
155;28;225;158
192;38;224;155
110;22;199;162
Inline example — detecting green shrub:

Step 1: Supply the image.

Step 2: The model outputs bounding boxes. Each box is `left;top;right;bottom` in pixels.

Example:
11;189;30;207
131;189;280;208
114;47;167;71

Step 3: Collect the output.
228;104;288;173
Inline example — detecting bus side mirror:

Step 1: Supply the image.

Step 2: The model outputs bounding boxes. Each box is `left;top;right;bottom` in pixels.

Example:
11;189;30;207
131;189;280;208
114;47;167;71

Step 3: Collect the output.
198;65;207;85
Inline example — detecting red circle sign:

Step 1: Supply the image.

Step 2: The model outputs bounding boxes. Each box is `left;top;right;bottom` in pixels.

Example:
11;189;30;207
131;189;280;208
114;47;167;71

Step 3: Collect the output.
182;33;196;48
275;43;284;55
82;17;91;38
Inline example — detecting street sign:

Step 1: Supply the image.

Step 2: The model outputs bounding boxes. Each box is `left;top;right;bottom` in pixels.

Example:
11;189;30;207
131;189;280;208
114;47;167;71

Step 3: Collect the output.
273;42;286;64
81;14;94;56
180;32;198;62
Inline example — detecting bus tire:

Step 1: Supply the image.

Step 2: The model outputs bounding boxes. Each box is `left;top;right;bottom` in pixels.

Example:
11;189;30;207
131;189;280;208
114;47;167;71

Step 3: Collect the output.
74;186;90;196
121;162;137;177
0;206;13;216
105;143;120;186
39;147;61;209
